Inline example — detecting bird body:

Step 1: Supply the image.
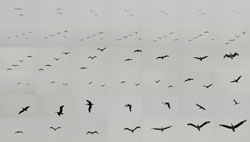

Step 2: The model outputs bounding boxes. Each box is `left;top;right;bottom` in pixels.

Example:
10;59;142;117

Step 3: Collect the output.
230;75;242;83
56;105;64;116
125;104;132;112
86;100;94;113
223;52;239;59
18;106;30;115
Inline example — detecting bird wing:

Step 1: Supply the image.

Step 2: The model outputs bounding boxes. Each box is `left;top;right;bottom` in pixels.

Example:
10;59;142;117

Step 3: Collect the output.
219;124;232;129
223;54;230;58
152;128;162;130
200;121;210;128
86;131;91;135
59;105;64;112
124;128;132;132
133;126;141;131
187;123;198;128
156;56;162;59
202;56;208;59
167;103;171;109
93;131;98;134
234;120;247;128
233;52;239;57
194;57;201;60
196;104;202;108
163;126;173;130
18;109;24;114
50;127;56;130
56;127;62;130
237;75;242;81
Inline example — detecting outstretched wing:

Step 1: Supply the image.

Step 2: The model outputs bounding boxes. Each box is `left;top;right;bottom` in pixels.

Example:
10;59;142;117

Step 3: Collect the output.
223;54;230;58
59;105;64;112
234;120;247;129
200;121;210;128
187;123;198;129
236;75;242;81
124;128;133;132
201;56;208;59
233;52;239;57
93;131;99;134
194;57;201;60
163;125;173;130
156;56;163;59
133;126;141;131
18;109;24;114
219;124;232;129
152;128;162;131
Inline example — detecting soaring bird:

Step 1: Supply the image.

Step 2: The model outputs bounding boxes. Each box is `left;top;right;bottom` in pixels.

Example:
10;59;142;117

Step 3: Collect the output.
223;52;239;59
97;47;107;52
156;55;170;60
134;49;143;53
86;131;99;135
124;58;133;61
80;67;87;70
120;81;126;84
88;56;97;59
18;106;30;115
230;75;242;83
124;126;141;133
187;121;210;131
167;85;174;88
134;83;140;86
194;56;208;61
15;131;23;134
154;80;161;84
125;104;132;112
184;78;194;82
196;104;206;110
12;64;19;67
45;64;52;67
162;102;171;109
26;55;33;58
152;126;173;132
62;52;70;55
56;105;64;116
219;120;247;132
86;100;94;113
49;127;61;131
202;84;213;89
233;99;240;105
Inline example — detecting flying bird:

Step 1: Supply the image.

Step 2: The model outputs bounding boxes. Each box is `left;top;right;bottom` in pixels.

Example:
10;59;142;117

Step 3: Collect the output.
187;121;210;131
196;104;206;110
125;104;132;112
230;75;242;83
86;131;99;135
54;58;60;61
26;55;33;58
120;81;126;84
49;127;61;131
155;80;161;84
86;100;94;113
12;64;19;67
156;55;170;60
62;52;70;55
184;78;194;82
152;126;173;132
134;83;140;86
233;99;240;105
45;64;52;67
219;120;247;132
241;31;247;34
223;52;239;59
134;49;143;53
124;126;141;133
55;105;64;116
167;85;174;88
88;56;97;59
194;56;208;61
124;58;133;61
162;102;171;109
97;47;107;52
15;131;23;134
18;106;30;115
203;84;213;89
80;67;87;70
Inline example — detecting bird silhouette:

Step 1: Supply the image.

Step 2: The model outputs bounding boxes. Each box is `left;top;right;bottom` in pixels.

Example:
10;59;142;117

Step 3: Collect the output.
196;104;206;110
134;83;140;86
156;55;170;60
223;52;239;59
203;84;213;89
15;131;23;134
45;64;52;67
241;31;247;34
155;80;161;84
12;64;19;67
86;100;94;113
235;35;240;38
120;81;126;84
125;104;132;112
87;81;93;85
38;68;44;71
86;131;99;135
233;99;240;105
56;105;64;116
194;56;208;61
229;39;235;41
26;55;33;58
97;47;106;52
88;56;97;59
124;58;133;61
184;78;194;82
162;102;171;109
50;127;61;131
219;120;247;132
167;85;174;88
18;60;25;62
18;106;30;115
124;126;141;133
152;126;173;132
80;67;87;70
134;49;143;53
54;58;60;61
187;121;210;131
62;52;70;55
230;75;242;83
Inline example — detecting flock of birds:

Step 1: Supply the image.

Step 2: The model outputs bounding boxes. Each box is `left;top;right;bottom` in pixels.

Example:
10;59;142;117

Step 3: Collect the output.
1;4;249;141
